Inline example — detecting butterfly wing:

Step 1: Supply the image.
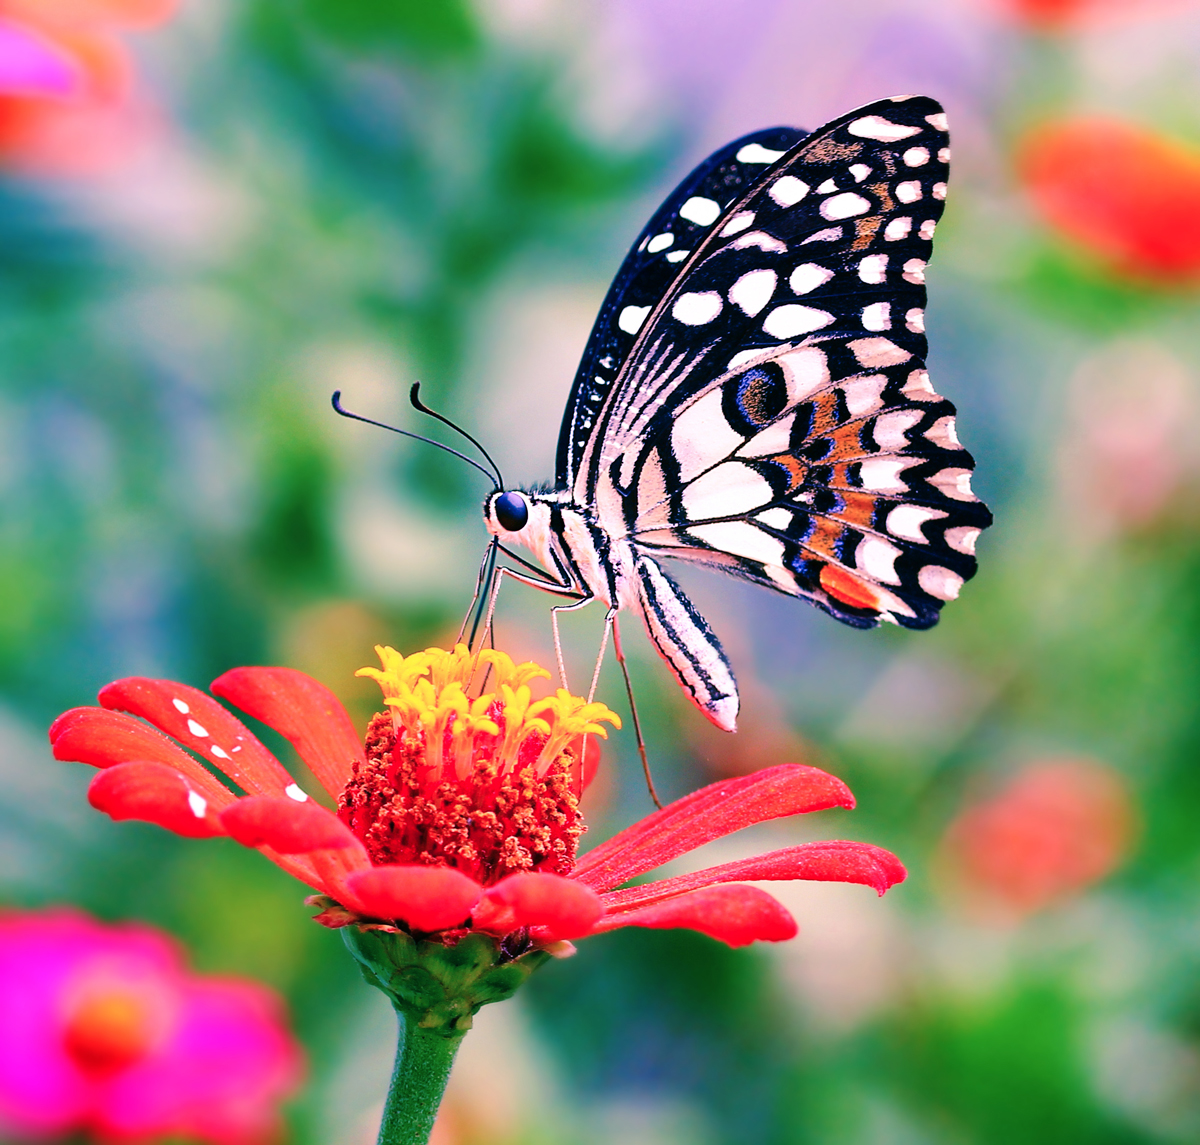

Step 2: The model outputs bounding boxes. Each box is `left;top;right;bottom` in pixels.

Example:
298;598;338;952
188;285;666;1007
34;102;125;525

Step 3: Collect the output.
587;95;991;631
557;126;809;490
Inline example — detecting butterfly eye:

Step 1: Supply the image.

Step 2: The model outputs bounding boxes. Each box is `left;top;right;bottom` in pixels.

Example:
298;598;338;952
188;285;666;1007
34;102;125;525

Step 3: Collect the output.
494;491;529;532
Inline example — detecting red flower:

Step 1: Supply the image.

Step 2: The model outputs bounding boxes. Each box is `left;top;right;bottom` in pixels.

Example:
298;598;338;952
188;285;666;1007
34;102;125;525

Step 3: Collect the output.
0;0;177;174
0;906;303;1144
1017;116;1200;283
980;0;1198;30
51;645;906;951
939;757;1135;920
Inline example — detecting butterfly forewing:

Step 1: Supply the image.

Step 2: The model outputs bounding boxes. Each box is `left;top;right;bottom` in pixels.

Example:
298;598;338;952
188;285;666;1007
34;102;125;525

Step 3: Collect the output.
574;95;991;631
557;126;809;489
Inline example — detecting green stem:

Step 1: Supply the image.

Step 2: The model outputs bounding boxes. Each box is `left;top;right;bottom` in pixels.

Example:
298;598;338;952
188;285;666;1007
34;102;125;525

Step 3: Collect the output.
377;1008;464;1145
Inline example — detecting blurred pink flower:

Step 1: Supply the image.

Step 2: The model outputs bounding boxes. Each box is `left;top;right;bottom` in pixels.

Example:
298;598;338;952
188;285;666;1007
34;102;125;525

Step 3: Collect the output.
0;0;176;174
939;758;1135;921
0;907;303;1144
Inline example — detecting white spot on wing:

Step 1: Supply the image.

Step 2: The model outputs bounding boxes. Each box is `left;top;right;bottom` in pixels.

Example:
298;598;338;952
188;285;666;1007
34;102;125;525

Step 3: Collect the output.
904;147;930;166
945;526;980;555
618;305;650;334
683;462;775;520
763;305;834;338
906;308;925;333
919;219;937;240
896;180;923;203
769;176;809;207
932;182;947;200
721;211;755;237
680;196;721;226
727;349;765;371
862;302;891;331
730;231;787;254
926;112;949;131
856;535;903;583
849;337;911;367
729;268;777;316
673;291;723;325
740;418;793;458
689;521;785;567
821;192;871;220
848;116;921;142
902;258;926;284
187;790;207;819
672;390;744;482
902;369;938;401
925;415;960;449
938;147;950;163
887;504;948;542
647;232;673;253
873;409;924;449
919;565;963;600
850;163;871;182
172;698;190;714
858;254;888;284
841;374;888;416
187;719;209;738
929;467;977;501
817;178;838;194
789;263;833;295
737;142;786;164
666;250;688;263
803;227;842;244
884;217;912;241
758;507;793;530
285;782;309;802
860;457;916;492
777;346;831;401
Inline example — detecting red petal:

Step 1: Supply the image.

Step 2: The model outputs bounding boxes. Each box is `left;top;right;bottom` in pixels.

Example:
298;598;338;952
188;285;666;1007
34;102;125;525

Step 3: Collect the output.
599;841;908;911
343;866;483;932
219;795;360;854
211;667;364;802
572;764;855;892
88;761;228;838
473;873;603;940
590;885;797;947
99;677;297;796
50;707;232;801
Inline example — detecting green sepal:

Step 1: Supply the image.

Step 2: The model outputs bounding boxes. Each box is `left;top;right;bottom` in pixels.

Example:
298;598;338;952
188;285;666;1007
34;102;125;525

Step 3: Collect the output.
342;926;551;1035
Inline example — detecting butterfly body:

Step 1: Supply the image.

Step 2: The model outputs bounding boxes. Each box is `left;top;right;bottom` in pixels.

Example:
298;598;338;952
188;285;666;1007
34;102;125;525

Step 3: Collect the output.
482;95;992;734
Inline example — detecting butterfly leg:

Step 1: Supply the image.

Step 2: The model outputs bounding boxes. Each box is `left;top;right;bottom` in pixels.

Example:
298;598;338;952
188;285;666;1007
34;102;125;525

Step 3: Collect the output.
549;594;596;692
611;612;663;809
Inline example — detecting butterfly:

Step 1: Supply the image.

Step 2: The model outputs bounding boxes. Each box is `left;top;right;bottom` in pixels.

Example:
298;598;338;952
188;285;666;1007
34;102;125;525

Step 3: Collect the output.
474;95;991;736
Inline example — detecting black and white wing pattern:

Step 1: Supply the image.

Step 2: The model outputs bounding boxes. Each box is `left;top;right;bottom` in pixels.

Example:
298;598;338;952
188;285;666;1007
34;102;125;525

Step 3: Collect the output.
567;95;991;635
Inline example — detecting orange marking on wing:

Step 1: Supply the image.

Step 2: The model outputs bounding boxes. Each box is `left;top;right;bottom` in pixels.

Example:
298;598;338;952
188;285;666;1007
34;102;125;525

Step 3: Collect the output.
829;489;879;529
820;564;885;611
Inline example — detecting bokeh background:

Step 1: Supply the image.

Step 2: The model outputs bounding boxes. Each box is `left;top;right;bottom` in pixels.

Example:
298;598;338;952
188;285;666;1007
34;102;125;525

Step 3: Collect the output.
4;0;1200;1141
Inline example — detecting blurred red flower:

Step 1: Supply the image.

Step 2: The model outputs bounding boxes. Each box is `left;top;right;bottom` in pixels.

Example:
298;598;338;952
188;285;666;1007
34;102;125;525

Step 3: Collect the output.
0;907;303;1144
940;757;1135;920
0;0;176;174
1018;117;1200;283
986;0;1199;29
51;644;906;952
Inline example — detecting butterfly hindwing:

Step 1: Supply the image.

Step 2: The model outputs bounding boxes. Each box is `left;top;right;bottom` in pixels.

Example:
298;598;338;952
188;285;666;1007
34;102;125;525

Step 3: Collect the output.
557;126;809;489
582;95;991;630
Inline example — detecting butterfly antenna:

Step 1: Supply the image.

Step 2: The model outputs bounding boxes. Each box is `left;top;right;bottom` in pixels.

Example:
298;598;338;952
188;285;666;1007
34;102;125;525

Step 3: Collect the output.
410;382;505;490
612;615;663;809
331;391;499;488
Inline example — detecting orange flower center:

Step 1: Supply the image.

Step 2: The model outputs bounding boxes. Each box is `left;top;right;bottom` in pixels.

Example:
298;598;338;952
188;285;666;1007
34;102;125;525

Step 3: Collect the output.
339;645;620;885
63;988;155;1076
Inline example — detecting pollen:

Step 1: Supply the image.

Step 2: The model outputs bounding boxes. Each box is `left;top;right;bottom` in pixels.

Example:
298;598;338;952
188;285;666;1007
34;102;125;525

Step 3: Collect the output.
340;646;620;884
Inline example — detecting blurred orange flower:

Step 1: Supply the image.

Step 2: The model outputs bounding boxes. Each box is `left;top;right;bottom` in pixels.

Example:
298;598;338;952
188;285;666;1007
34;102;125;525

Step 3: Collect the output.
940;757;1135;921
1017;117;1200;283
0;0;176;174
